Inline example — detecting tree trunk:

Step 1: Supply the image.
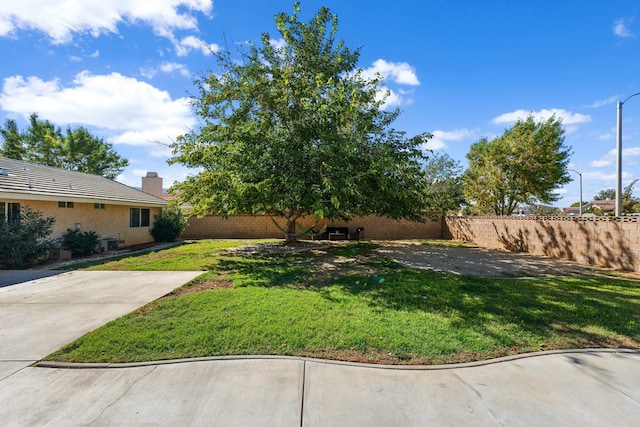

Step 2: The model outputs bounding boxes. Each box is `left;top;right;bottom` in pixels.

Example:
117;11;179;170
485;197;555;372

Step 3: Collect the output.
284;209;301;244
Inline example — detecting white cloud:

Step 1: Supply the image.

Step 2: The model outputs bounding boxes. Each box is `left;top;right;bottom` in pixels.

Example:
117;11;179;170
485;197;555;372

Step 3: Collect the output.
590;159;612;168
360;59;420;109
613;18;635;38
375;86;402;110
0;71;196;156
269;38;286;50
492;108;592;126
587;95;621;108
589;146;640;168
159;61;190;77
362;59;420;86
174;35;219;56
585;171;617;181
139;67;158;79
426;129;475;150
0;0;212;44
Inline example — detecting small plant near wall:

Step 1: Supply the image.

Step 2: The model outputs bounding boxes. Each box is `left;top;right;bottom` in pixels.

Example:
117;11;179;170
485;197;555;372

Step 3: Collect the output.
62;229;100;257
150;208;188;242
0;207;55;269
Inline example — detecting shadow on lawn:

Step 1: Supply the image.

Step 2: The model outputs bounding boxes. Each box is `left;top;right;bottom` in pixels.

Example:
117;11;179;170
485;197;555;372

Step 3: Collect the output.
216;251;640;349
338;270;640;347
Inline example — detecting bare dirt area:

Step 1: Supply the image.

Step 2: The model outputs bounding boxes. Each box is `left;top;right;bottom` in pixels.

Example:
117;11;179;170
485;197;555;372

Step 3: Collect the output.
377;240;638;279
226;239;638;280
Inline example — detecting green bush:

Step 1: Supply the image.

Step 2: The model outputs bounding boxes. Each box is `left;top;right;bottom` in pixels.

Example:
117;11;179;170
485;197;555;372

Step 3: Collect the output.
62;229;100;257
0;207;56;269
150;208;188;242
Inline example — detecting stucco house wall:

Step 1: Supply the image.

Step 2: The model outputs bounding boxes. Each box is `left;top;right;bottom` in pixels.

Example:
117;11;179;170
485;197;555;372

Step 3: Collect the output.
1;198;161;246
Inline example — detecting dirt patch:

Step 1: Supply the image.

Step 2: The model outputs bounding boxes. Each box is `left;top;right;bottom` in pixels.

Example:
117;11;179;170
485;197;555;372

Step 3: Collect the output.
171;274;234;296
376;240;639;279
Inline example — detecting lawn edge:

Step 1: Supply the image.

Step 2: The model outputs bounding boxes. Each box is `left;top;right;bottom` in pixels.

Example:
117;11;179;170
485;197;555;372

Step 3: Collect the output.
34;348;640;371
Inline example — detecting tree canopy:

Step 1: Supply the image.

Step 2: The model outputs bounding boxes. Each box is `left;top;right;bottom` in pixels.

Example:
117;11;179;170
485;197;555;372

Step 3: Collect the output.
422;151;465;214
0;113;128;179
169;3;429;241
593;188;616;201
463;116;571;216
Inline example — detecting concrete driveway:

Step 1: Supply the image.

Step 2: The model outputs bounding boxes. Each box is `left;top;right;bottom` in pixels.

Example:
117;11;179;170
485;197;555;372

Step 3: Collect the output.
0;270;202;378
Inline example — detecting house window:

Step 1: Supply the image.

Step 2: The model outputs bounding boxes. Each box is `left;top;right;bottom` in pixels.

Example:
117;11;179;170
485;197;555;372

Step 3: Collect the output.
0;202;20;222
58;201;74;208
130;208;150;227
94;203;106;210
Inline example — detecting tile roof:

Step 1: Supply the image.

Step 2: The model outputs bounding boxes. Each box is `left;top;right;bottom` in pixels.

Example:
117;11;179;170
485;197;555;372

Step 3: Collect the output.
0;157;167;207
591;200;615;211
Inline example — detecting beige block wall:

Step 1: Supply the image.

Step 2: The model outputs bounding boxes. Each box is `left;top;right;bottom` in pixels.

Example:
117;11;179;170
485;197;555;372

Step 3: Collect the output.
6;199;160;247
181;214;443;240
444;215;640;272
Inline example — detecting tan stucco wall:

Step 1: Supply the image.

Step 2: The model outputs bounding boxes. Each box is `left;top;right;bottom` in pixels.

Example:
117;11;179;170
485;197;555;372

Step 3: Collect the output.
3;198;161;247
444;215;640;272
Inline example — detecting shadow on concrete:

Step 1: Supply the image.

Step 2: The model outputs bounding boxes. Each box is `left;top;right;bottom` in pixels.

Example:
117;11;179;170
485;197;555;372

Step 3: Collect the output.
0;271;66;289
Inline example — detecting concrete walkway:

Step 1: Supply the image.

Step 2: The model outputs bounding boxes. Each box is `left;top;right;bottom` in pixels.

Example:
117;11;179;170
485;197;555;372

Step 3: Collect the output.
0;271;639;426
0;351;637;426
0;270;202;377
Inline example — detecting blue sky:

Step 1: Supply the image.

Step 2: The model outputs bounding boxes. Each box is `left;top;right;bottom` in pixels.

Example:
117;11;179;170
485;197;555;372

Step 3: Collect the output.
1;1;639;207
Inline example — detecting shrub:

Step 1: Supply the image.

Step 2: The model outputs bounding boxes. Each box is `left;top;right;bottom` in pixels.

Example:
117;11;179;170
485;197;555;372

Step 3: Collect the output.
150;208;188;242
61;229;100;257
0;207;56;269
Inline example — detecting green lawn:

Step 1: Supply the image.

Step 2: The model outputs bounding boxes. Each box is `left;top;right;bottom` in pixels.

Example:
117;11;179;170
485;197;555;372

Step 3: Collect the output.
48;240;640;365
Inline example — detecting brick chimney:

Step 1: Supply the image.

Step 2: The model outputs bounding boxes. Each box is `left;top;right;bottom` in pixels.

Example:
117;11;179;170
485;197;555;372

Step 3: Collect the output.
142;172;163;197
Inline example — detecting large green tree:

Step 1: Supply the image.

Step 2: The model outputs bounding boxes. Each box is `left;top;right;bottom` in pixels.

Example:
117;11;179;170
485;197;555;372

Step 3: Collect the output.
463;116;571;215
0;113;128;179
169;3;428;241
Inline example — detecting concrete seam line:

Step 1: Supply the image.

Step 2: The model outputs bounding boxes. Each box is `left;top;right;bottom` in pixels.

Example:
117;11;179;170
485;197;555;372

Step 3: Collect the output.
299;361;306;427
33;348;640;371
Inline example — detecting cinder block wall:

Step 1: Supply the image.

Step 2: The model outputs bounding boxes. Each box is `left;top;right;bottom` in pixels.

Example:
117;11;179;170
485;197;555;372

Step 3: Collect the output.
181;214;443;240
444;216;640;272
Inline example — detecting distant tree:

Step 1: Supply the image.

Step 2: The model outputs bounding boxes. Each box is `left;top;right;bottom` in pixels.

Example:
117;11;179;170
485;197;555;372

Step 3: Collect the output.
61;127;129;179
531;205;561;216
463;116;571;215
23;113;64;166
422;152;465;214
570;201;590;207
592;179;640;214
0;119;26;159
169;3;428;242
593;188;616;200
622;179;640;214
0;113;128;179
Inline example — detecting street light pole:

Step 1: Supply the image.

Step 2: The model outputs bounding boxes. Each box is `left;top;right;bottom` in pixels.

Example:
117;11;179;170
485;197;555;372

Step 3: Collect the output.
616;92;640;216
569;169;583;216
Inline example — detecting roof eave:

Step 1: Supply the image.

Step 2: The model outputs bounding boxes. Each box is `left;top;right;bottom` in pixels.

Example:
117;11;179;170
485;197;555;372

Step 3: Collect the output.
0;190;168;207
